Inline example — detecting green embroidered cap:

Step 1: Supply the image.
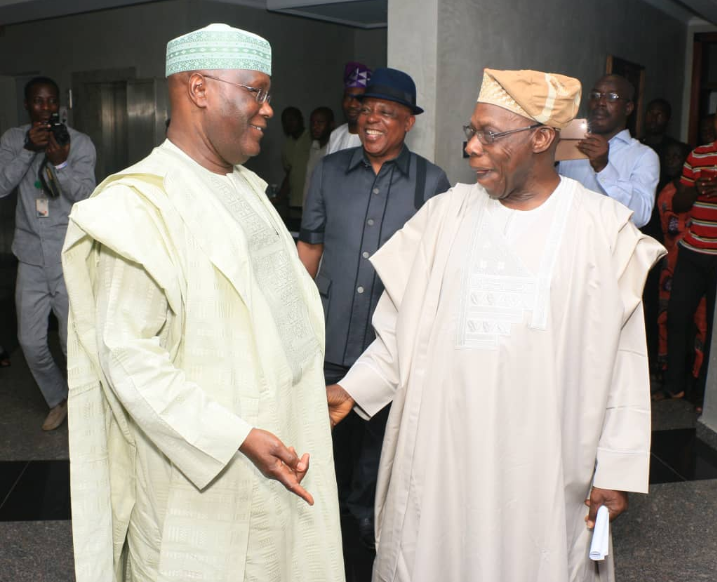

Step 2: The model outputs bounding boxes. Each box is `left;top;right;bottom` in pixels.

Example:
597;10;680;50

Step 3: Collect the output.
166;23;271;77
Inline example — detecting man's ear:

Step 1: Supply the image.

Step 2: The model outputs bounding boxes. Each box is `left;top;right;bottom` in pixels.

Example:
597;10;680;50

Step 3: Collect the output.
188;73;209;109
532;126;557;154
625;100;635;118
404;114;416;133
23;99;28;113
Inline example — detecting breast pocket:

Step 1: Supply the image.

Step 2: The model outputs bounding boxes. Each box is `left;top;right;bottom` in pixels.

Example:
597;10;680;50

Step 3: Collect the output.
314;272;332;317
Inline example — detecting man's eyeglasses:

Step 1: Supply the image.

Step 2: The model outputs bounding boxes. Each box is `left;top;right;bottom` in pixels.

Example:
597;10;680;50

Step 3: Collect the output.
202;74;272;104
463;123;542;145
588;91;625;103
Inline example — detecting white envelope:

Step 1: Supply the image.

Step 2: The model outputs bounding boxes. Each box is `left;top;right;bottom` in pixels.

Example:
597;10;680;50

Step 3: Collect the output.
589;505;610;561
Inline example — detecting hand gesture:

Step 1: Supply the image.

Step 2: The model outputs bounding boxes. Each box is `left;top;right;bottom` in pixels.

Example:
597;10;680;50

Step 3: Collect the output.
239;428;314;505
327;383;354;429
696;174;717;198
584;487;628;529
45;132;70;166
25;121;50;151
577;133;610;173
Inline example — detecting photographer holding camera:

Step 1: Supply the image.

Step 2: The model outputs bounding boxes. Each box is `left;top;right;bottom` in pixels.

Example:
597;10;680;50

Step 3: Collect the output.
0;76;95;431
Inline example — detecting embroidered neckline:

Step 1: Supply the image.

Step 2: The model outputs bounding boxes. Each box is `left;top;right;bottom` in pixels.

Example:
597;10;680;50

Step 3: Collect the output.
456;181;573;350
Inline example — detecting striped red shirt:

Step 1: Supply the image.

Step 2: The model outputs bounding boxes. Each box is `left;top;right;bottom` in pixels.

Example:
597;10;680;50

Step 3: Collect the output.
680;142;717;254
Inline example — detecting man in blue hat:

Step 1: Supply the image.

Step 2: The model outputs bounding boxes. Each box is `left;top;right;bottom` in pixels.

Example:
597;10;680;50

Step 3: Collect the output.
298;67;450;550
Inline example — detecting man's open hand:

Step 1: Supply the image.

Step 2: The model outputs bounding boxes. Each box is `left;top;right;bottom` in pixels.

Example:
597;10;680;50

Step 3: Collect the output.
239;428;314;505
585;487;628;529
327;383;354;429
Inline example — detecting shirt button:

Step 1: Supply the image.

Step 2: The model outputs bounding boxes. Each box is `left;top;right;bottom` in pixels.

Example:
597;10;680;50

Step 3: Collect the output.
362;251;370;259
357;286;365;294
367;219;374;226
372;188;380;195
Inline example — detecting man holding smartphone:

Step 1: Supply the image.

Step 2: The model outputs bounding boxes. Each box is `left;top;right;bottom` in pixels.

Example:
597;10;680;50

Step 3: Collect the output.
661;115;717;413
558;74;659;228
0;76;96;431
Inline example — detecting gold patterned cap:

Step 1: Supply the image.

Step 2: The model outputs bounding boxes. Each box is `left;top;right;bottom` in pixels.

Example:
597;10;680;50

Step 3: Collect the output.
477;68;581;129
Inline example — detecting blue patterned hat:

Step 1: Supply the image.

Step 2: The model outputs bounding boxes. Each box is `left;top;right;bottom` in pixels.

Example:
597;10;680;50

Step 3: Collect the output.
166;23;271;77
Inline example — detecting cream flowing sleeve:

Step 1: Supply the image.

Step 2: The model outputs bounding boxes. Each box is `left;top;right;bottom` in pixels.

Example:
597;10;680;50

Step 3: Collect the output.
593;218;666;494
93;231;252;490
340;292;401;420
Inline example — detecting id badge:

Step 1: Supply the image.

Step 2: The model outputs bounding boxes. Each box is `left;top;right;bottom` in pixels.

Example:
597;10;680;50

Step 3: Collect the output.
36;197;49;217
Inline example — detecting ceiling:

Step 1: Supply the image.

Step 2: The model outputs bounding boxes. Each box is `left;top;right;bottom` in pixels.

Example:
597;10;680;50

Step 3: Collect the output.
0;0;713;28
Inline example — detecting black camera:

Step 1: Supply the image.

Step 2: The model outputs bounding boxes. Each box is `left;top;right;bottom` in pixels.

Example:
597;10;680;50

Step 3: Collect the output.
49;112;70;146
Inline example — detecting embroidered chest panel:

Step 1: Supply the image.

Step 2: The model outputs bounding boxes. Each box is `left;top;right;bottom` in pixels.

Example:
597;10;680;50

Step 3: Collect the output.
211;175;320;383
455;189;572;351
456;212;538;350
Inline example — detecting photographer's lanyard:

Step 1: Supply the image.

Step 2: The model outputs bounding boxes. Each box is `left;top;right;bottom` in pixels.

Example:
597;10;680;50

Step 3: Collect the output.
35;178;49;218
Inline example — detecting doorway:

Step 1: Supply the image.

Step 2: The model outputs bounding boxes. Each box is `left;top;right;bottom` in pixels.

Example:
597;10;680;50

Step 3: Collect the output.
689;32;717;146
72;68;170;183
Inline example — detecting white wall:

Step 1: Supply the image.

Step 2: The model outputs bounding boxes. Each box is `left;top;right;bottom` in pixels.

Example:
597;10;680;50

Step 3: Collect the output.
0;0;387;185
387;0;439;165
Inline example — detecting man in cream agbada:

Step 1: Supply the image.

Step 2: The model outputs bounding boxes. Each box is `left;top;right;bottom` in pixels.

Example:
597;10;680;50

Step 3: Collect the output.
62;24;344;582
328;69;664;582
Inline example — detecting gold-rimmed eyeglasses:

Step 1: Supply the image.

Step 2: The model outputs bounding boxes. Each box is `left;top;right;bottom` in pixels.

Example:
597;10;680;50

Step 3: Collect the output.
463;122;542;145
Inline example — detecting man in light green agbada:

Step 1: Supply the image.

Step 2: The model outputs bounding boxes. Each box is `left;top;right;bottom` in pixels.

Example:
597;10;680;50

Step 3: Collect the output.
62;23;344;582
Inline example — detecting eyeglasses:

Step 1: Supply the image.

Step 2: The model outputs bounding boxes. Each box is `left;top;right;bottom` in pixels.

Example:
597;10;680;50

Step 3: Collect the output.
589;91;625;103
462;123;542;145
202;74;272;104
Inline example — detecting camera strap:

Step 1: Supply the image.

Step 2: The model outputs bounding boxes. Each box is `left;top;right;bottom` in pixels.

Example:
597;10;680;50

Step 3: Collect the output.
38;158;62;199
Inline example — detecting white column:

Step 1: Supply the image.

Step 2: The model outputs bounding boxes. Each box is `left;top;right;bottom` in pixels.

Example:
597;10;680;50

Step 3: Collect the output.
387;0;439;162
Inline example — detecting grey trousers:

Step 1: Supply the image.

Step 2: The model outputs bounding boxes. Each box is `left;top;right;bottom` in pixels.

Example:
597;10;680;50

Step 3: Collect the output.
15;261;68;408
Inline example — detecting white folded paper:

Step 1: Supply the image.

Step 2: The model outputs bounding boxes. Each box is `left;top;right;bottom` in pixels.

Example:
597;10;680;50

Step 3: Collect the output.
589;505;610;561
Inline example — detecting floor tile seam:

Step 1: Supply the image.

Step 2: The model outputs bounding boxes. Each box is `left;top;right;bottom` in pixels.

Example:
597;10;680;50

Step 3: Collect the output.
649;453;688;482
649;455;687;481
0;461;29;510
0;517;72;528
648;479;717;492
0;458;69;462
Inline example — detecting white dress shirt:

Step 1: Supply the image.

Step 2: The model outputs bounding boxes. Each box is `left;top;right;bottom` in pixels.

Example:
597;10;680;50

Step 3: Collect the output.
558;129;659;228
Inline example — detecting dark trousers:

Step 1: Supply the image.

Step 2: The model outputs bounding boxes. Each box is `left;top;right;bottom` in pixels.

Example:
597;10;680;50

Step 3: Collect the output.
665;246;717;403
643;263;661;373
641;212;663;374
325;362;390;522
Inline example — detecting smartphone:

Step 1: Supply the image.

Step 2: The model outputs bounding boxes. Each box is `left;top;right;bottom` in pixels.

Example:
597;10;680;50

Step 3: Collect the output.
560;118;589;140
555;118;589;161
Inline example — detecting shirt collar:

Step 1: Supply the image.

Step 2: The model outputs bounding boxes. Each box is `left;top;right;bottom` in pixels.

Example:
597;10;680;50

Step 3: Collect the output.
346;143;411;175
609;128;632;145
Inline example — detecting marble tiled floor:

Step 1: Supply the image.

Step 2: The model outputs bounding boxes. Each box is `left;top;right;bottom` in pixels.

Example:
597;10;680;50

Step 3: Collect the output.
2;343;717;581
